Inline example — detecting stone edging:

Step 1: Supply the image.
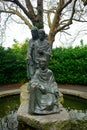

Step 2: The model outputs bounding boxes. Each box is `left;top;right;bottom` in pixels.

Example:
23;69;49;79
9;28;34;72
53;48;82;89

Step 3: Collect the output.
0;87;87;100
0;89;20;98
59;88;87;100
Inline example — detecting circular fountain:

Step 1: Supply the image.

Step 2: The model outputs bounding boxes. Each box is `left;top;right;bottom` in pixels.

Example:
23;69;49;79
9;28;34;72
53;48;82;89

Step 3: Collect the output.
0;85;87;130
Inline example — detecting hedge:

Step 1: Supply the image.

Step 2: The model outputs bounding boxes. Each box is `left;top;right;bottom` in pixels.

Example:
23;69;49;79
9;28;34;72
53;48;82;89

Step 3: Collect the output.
0;44;87;85
0;46;27;84
49;46;87;85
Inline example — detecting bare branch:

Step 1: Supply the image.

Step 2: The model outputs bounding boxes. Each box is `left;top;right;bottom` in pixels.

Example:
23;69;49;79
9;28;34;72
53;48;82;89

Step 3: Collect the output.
0;13;12;44
48;0;73;44
0;9;32;29
81;0;87;6
0;0;87;46
60;0;73;11
25;0;33;12
0;9;15;14
73;18;87;22
25;0;36;18
56;0;77;32
2;0;36;20
12;9;32;29
47;11;52;28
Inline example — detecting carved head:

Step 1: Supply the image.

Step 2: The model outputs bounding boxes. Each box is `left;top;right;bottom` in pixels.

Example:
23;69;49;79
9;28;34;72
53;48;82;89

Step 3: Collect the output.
38;29;45;41
38;57;48;70
31;26;39;40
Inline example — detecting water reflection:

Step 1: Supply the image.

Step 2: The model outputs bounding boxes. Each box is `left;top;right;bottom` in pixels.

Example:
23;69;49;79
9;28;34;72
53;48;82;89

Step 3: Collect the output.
0;95;87;130
69;109;87;120
0;95;19;130
63;95;87;120
0;111;18;130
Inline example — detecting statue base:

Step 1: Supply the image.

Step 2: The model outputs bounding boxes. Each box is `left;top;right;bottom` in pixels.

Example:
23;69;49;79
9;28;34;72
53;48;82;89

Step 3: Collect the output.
17;83;71;130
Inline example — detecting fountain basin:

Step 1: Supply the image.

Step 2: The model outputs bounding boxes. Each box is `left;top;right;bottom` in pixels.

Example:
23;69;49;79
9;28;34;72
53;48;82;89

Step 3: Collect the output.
0;83;87;130
17;83;70;130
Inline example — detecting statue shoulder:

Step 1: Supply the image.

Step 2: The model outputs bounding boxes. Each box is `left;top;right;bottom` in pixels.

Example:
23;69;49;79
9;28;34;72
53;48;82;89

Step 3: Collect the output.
48;69;55;82
29;39;32;43
48;69;53;75
44;39;51;47
32;69;39;79
29;39;36;47
29;39;33;46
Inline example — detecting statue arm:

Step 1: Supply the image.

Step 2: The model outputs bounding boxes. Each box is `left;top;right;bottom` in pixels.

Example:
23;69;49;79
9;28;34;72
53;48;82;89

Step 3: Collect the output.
48;70;59;97
43;42;52;57
30;72;47;94
26;40;33;64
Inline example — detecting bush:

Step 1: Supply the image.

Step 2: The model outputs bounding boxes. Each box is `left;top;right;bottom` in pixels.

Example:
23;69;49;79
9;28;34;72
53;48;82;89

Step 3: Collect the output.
0;42;87;85
0;40;28;84
49;45;87;85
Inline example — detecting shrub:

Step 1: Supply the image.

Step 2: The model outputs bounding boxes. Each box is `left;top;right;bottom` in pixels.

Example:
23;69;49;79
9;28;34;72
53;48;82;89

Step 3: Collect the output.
49;45;87;85
0;42;87;85
0;41;28;84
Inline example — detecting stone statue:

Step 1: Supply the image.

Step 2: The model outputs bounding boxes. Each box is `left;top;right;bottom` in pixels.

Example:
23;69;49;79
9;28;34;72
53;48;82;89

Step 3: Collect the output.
26;26;39;80
27;28;51;80
35;29;51;62
27;28;59;115
28;56;59;114
18;29;70;130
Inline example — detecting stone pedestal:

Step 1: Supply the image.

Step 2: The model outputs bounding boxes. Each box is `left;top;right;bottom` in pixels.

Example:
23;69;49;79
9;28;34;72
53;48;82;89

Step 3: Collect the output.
17;83;71;130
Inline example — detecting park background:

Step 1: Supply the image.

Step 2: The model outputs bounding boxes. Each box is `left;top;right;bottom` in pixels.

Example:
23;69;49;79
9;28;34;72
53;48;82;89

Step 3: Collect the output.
0;40;87;85
0;0;87;86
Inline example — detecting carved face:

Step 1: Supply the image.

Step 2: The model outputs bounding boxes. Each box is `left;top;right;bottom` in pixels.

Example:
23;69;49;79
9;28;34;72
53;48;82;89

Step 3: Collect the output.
38;29;45;41
39;59;47;70
31;30;38;40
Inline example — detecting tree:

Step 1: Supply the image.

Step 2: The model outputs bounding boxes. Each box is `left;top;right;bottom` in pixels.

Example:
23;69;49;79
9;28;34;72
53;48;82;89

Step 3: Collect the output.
0;0;87;47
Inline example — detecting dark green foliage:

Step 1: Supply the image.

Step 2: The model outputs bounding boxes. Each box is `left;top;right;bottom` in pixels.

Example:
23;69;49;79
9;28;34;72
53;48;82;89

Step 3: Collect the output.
0;41;87;85
0;40;28;84
49;45;87;85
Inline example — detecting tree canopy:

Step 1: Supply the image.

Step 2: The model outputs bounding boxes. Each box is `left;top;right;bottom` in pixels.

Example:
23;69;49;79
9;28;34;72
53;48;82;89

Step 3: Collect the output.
0;0;87;46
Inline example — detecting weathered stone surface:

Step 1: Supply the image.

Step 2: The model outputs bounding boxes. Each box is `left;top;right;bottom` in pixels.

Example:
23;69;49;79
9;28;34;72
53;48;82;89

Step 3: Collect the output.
20;83;64;104
20;83;29;103
69;109;87;130
60;88;87;100
17;83;70;130
17;83;87;130
0;89;20;98
17;102;71;130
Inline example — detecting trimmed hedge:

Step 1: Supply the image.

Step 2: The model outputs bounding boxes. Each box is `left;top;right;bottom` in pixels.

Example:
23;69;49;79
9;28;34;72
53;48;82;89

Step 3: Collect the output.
0;43;87;85
49;46;87;85
0;45;27;84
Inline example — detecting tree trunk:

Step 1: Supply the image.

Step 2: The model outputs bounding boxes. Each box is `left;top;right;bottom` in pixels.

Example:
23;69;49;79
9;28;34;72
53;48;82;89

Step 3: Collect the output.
36;0;44;29
48;31;56;47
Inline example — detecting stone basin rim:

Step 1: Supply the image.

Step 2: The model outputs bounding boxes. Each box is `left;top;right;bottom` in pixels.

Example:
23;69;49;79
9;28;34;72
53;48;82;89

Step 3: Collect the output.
0;88;87;100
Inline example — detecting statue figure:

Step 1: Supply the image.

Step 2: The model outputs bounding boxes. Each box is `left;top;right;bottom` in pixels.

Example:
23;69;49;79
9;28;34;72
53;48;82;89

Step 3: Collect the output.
26;26;39;80
27;28;59;115
27;28;51;80
28;56;59;114
35;29;51;62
